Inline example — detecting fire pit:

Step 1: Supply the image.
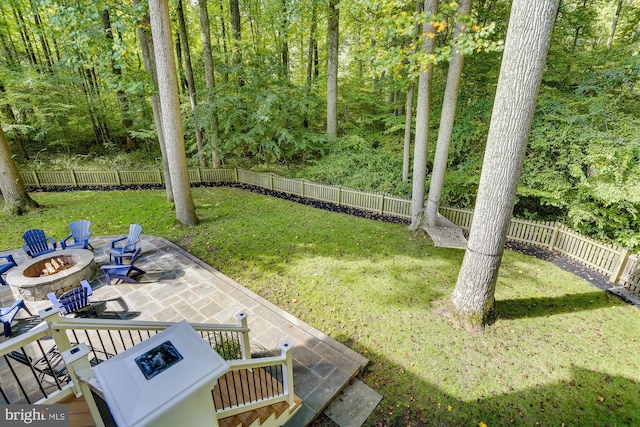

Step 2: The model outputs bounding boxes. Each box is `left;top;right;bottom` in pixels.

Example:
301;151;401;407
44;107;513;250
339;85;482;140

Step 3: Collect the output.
7;249;97;301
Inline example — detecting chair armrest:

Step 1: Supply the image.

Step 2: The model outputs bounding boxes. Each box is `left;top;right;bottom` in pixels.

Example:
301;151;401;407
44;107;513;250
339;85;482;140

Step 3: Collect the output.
110;236;127;249
22;244;31;255
100;264;126;271
47;237;57;249
0;254;16;265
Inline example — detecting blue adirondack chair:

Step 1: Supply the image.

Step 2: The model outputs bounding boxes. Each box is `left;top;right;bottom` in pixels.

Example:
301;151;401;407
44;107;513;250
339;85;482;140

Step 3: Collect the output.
1;300;32;337
22;229;57;258
47;280;94;316
61;220;93;250
109;223;142;262
0;254;17;286
101;248;146;284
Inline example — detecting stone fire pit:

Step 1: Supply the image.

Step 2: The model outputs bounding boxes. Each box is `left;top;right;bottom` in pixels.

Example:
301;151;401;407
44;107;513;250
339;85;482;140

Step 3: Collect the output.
7;249;97;301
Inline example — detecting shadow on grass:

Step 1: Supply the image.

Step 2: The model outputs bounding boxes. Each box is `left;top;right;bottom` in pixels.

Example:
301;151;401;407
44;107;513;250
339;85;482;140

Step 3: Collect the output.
497;291;625;320
356;347;639;426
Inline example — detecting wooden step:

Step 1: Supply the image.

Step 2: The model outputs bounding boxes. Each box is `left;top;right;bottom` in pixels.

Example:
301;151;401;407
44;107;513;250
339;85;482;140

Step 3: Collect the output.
218;395;302;427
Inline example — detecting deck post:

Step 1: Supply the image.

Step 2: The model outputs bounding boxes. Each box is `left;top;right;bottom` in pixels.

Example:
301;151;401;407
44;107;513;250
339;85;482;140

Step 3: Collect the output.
610;247;631;284
281;342;295;407
39;307;73;352
236;312;251;360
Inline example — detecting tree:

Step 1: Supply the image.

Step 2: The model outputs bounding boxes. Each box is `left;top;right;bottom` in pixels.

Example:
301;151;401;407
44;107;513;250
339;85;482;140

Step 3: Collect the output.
409;0;438;230
176;0;206;167
148;0;199;226
449;0;560;329
0;125;39;215
326;0;339;138
134;0;174;203
606;0;624;49
197;0;221;168
425;0;472;227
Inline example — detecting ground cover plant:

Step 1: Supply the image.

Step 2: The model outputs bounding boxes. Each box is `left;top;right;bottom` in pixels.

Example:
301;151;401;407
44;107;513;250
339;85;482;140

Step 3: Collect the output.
1;188;639;426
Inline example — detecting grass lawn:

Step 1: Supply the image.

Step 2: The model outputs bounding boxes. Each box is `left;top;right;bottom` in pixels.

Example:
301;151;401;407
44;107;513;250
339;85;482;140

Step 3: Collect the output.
2;187;639;426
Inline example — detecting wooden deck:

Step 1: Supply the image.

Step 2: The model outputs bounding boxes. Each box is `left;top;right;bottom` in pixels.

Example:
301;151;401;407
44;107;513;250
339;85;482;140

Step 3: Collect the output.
64;368;301;427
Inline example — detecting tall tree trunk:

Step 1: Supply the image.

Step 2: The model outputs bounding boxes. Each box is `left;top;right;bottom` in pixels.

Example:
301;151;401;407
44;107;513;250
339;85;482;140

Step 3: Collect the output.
102;7;137;151
148;0;199;226
425;0;472;227
29;0;53;72
11;0;38;68
606;0;624;50
229;0;244;86
218;0;230;84
0;126;39;215
450;0;559;329
198;0;222;168
0;82;29;159
280;0;290;79
326;0;339;138
306;6;317;86
402;0;422;184
402;81;415;183
174;25;188;95
409;0;438;230
176;0;206;167
134;0;173;202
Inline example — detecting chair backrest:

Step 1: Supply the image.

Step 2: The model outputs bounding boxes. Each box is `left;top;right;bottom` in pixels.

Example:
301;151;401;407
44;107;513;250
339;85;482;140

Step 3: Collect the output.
22;229;52;254
127;224;143;245
58;287;90;315
69;220;92;240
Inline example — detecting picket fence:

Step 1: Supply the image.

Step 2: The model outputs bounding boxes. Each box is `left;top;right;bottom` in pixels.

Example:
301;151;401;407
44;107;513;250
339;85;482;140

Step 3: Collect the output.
19;168;639;290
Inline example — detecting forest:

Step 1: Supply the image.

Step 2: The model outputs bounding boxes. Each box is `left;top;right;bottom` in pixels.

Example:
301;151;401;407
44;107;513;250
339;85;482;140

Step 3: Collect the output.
0;0;639;248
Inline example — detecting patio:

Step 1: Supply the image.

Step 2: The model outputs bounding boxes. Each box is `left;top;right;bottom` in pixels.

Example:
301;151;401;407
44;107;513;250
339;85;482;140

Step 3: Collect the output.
0;234;377;426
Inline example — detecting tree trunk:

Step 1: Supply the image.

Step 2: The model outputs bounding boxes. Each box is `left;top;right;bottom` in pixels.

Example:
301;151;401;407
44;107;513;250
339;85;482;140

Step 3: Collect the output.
402;81;415;183
0;81;29;159
450;0;560;329
0;126;39;215
176;0;206;168
409;0;438;230
148;0;199;226
425;0;471;227
134;0;174;202
280;0;290;79
606;0;624;50
198;0;222;168
11;0;38;68
326;0;339;138
102;7;137;151
229;0;244;86
218;0;230;84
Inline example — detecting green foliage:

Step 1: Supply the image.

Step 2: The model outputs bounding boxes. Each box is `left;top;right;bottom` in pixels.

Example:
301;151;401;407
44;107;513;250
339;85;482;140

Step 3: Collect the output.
204;63;327;165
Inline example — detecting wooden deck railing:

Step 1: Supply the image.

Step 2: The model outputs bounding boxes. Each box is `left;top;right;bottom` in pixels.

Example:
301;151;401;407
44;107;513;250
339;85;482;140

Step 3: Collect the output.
0;309;253;406
18;167;640;290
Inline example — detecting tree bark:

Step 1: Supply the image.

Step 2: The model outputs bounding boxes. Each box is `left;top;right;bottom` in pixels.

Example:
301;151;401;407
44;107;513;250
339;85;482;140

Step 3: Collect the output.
0;126;39;215
450;0;560;328
409;0;438;230
135;0;174;202
229;0;244;86
176;0;206;167
425;0;471;227
198;0;222;168
326;0;339;138
402;81;415;183
606;0;624;50
148;0;199;226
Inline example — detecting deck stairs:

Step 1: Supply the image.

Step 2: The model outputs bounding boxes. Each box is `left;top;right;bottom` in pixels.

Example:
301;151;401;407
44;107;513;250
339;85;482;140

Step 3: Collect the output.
215;368;302;427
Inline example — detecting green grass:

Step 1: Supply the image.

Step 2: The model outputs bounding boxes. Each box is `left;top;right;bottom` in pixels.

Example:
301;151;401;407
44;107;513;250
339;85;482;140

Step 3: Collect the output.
3;188;639;426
